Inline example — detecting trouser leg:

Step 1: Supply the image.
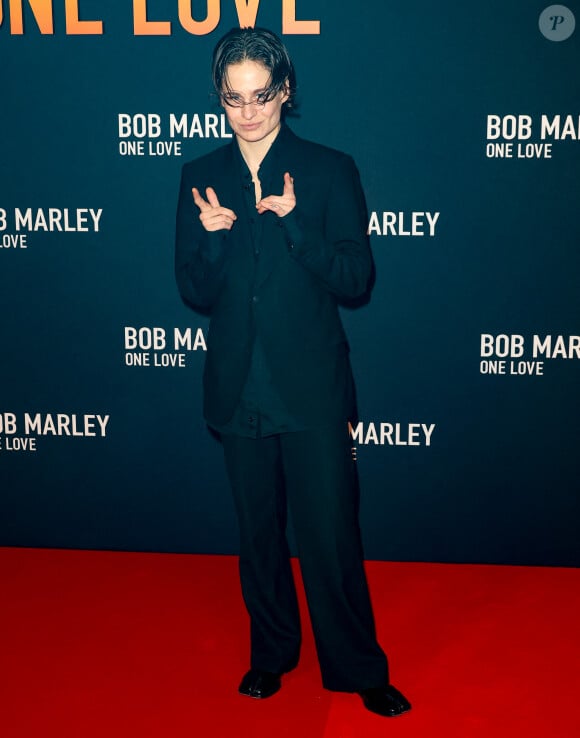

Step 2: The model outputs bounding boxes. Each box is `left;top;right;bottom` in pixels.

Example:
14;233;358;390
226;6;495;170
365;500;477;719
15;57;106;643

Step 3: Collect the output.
221;433;301;673
280;423;389;691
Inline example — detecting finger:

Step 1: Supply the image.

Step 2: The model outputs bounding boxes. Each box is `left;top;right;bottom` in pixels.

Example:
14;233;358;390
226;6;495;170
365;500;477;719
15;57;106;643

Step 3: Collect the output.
205;187;221;208
256;198;274;211
256;199;282;215
201;208;237;223
283;172;294;197
200;216;234;231
192;187;210;212
206;218;235;231
200;209;237;230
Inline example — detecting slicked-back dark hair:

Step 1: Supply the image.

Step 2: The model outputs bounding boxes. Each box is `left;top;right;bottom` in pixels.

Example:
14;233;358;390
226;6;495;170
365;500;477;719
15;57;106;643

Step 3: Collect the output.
212;27;297;109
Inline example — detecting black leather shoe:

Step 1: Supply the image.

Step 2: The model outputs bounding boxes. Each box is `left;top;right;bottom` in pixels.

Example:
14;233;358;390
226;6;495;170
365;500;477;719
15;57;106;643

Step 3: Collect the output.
358;684;412;717
238;669;281;699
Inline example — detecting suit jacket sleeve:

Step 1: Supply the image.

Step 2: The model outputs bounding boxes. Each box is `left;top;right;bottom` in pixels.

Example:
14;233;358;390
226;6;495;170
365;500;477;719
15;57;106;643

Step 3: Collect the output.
280;153;371;300
174;163;232;310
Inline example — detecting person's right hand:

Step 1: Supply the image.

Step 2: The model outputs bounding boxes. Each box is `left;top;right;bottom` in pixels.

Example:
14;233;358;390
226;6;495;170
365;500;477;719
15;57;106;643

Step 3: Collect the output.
192;187;237;231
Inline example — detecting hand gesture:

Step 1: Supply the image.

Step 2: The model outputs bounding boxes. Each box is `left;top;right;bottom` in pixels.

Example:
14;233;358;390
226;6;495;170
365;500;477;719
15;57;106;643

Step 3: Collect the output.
256;172;296;217
192;186;237;231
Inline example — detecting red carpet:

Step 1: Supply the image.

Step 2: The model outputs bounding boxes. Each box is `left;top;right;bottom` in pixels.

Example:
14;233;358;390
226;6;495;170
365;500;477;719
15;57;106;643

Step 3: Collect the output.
1;548;579;738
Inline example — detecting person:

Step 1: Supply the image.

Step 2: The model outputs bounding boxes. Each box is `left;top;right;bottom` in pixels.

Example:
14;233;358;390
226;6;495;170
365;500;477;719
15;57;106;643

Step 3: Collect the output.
175;27;411;718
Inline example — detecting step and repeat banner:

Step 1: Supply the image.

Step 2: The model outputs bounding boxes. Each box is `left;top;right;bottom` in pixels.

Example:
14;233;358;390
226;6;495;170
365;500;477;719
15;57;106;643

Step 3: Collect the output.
1;1;579;565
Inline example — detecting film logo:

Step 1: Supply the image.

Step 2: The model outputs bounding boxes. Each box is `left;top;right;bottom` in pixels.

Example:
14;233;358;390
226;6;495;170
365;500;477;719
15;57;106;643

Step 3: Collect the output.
480;334;580;376
118;113;232;157
349;421;436;459
0;413;110;452
124;326;207;368
485;114;579;159
0;207;102;249
0;1;321;37
368;211;440;238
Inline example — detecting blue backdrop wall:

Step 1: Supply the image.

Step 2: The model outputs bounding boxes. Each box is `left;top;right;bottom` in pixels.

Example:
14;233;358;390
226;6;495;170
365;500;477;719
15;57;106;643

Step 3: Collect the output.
1;1;579;565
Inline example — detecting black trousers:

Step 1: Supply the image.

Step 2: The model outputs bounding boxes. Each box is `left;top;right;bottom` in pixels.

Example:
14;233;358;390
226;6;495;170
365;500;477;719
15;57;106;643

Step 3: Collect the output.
221;422;389;692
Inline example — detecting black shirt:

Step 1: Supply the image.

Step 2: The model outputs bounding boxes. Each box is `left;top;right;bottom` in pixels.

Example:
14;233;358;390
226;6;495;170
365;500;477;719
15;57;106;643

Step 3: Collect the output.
212;126;306;438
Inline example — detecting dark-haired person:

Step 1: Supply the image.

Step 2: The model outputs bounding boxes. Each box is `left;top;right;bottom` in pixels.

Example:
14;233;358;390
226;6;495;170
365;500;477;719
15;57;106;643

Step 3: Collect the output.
175;27;411;718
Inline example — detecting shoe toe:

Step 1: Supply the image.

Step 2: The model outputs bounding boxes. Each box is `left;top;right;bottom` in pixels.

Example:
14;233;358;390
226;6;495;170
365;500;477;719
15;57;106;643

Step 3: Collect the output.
239;669;281;699
359;684;412;717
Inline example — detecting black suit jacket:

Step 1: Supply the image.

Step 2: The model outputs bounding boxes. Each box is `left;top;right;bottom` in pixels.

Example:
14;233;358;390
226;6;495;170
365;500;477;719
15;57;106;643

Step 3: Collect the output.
175;125;371;428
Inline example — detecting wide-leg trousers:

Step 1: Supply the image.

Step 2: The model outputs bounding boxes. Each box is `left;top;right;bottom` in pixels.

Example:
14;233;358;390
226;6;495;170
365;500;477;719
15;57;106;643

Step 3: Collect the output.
221;422;389;692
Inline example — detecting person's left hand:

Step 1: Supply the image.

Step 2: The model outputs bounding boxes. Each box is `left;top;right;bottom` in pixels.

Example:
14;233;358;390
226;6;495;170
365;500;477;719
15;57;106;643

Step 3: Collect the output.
256;172;296;217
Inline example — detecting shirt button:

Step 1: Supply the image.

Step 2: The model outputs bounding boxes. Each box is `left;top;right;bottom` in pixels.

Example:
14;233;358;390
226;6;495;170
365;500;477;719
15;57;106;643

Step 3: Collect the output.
252;295;259;303
248;416;255;425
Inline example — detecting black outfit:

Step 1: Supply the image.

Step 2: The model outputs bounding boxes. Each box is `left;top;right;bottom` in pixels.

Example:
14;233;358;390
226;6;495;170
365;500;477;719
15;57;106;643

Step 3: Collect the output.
212;135;305;438
175;124;388;691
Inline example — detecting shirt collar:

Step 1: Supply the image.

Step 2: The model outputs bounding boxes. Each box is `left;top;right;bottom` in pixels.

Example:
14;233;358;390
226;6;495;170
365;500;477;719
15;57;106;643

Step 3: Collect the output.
233;123;290;182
